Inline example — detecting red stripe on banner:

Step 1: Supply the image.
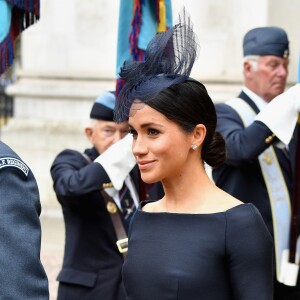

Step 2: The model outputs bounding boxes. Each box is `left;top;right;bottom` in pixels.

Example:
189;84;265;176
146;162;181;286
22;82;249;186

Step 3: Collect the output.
6;0;39;17
0;2;40;75
129;0;143;61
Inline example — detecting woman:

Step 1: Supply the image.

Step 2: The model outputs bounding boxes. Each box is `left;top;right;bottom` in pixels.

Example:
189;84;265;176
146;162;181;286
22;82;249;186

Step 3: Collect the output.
115;10;273;300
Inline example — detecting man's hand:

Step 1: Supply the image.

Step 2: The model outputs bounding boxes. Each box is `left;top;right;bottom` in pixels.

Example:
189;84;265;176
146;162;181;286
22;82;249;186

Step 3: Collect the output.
94;134;136;190
255;84;300;145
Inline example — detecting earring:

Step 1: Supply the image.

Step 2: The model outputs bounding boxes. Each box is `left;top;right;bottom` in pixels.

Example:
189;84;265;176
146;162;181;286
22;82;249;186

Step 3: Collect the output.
191;145;198;150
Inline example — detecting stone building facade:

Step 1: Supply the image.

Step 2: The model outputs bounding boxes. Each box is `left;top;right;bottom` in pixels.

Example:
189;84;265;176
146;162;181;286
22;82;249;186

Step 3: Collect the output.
2;0;299;214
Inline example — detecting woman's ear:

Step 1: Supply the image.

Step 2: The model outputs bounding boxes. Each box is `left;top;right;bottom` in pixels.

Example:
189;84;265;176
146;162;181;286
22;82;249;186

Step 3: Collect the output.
191;124;206;149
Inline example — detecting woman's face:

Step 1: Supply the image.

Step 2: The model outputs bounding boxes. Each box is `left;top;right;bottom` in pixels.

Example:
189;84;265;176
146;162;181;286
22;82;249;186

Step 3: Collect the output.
128;103;194;184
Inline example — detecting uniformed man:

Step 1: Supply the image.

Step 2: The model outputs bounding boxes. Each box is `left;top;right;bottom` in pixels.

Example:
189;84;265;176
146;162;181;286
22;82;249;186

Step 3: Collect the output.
1;1;48;297
0;141;49;299
50;91;163;300
212;27;300;299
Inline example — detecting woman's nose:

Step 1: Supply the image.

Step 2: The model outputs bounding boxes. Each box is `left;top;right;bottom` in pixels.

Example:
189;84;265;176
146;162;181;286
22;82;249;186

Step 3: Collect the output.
132;136;147;156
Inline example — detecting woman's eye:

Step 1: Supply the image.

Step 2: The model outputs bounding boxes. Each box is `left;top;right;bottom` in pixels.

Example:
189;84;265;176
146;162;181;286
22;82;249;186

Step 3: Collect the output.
129;129;137;137
148;128;159;136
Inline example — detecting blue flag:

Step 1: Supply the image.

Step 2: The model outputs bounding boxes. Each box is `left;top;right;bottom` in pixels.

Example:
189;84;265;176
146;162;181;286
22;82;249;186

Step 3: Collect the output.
116;0;172;95
0;0;40;75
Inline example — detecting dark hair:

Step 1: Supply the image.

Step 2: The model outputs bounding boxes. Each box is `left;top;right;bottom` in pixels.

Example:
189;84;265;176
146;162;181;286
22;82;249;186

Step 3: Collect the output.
146;80;226;168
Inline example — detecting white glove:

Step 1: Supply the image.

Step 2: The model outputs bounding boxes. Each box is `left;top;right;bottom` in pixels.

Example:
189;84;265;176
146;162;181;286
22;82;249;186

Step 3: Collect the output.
255;83;300;145
94;134;136;190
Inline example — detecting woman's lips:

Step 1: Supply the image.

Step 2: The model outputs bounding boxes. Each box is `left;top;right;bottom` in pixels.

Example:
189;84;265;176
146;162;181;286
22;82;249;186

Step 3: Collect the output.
137;160;156;170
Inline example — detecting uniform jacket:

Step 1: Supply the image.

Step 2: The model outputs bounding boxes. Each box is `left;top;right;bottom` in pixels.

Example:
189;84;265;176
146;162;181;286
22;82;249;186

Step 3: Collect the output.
212;91;297;237
51;147;163;300
0;141;49;299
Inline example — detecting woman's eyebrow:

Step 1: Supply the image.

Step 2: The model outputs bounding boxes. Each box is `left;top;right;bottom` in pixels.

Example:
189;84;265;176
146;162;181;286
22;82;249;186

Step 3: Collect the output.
128;122;164;129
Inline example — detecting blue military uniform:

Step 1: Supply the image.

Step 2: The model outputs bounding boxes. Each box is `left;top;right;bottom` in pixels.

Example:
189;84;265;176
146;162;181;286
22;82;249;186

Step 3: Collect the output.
213;91;296;236
0;141;49;299
212;27;300;298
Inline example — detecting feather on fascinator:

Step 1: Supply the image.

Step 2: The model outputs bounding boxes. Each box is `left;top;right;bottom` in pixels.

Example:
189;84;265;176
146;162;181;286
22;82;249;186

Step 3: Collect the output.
114;8;199;122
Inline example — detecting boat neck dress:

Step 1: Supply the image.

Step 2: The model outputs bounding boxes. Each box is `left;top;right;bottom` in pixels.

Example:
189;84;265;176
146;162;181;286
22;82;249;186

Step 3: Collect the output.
122;202;273;300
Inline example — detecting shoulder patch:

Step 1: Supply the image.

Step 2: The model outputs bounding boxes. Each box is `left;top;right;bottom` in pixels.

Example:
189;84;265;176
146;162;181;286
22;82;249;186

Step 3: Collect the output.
0;157;29;177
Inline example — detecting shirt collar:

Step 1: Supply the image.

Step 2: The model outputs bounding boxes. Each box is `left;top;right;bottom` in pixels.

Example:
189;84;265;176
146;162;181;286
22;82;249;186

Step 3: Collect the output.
242;86;268;111
104;175;139;209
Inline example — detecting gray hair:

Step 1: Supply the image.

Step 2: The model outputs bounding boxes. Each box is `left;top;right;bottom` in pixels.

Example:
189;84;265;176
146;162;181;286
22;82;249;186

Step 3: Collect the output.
243;55;260;71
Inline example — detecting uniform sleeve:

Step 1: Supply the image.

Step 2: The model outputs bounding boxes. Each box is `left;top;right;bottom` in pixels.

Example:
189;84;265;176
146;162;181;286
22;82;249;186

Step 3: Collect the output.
0;167;49;299
50;149;111;197
225;204;274;300
216;103;274;166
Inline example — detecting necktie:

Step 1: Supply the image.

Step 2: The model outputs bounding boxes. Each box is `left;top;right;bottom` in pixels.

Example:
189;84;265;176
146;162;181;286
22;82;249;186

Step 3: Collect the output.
119;183;136;226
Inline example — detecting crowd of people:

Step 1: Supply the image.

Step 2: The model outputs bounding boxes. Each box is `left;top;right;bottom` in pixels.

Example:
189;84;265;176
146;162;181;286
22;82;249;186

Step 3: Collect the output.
1;3;300;300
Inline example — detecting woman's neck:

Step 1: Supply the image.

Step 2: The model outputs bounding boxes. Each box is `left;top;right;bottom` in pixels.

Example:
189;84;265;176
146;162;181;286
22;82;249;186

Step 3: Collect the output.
160;161;215;213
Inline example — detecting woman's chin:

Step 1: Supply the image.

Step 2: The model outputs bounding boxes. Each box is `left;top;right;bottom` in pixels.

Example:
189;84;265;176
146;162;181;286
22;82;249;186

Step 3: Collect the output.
141;173;160;184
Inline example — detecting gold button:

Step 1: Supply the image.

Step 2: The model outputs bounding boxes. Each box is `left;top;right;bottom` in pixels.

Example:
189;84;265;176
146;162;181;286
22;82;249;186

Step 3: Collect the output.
106;201;117;214
265;134;275;144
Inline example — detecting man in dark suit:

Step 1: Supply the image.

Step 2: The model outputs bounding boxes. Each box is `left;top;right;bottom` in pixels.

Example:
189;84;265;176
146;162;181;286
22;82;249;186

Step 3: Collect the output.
212;27;300;299
0;141;49;299
51;91;163;300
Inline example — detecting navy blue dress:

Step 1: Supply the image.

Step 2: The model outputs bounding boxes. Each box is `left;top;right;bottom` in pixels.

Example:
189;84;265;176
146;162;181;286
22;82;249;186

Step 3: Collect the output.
122;202;273;300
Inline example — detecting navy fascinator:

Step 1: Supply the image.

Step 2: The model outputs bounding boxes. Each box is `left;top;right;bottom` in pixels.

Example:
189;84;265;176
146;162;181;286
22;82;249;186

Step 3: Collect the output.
114;8;199;122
